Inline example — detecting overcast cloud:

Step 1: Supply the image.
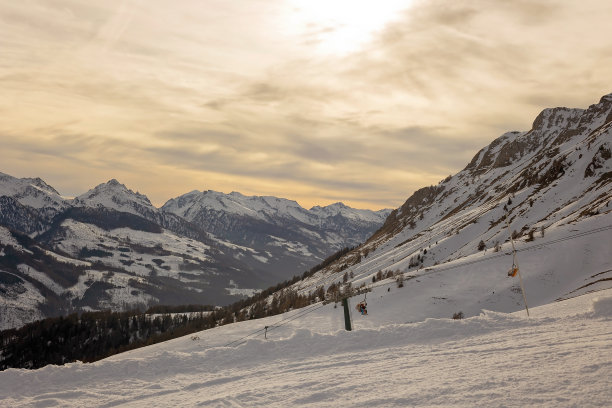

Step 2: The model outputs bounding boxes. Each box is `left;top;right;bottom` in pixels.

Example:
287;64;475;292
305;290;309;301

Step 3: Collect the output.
1;0;611;209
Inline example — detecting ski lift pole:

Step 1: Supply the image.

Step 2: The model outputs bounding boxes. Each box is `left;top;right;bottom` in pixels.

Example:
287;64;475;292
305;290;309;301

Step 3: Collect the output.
505;211;530;317
341;298;352;331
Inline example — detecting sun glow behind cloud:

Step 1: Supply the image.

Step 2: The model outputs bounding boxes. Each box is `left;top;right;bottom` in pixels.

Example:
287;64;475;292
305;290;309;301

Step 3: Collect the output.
287;0;412;55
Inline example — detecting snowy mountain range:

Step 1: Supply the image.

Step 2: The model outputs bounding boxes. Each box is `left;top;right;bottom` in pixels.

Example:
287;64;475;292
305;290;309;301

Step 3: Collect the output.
1;93;611;333
0;94;611;405
162;190;390;275
0;175;390;330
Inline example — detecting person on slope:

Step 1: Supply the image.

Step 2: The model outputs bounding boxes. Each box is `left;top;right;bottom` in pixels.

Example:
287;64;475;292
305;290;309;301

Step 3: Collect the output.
357;301;368;315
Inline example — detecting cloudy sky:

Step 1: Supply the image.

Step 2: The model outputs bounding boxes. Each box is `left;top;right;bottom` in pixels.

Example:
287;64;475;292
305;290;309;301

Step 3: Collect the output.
1;0;611;209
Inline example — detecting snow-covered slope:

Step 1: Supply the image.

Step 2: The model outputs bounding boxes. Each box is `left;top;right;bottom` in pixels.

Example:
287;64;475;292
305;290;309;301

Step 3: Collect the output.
0;218;273;331
296;93;612;309
0;284;609;407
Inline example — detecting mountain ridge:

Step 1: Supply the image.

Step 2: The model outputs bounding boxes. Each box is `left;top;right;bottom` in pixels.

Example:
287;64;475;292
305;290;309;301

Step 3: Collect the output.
0;174;391;331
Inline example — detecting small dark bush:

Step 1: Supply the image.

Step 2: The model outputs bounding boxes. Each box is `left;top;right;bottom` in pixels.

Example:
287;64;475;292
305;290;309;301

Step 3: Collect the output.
452;311;464;320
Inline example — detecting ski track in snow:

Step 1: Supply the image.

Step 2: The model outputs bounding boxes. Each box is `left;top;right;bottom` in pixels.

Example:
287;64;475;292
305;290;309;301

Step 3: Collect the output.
1;290;610;407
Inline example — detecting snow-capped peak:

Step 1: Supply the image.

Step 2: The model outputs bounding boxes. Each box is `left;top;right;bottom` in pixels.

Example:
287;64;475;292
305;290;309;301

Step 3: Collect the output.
72;179;157;218
530;107;584;133
310;202;390;223
598;93;612;105
162;190;314;224
22;177;61;196
0;172;67;210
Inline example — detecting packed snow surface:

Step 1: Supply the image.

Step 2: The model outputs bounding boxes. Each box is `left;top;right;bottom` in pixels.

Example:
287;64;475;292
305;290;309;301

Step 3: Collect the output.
1;288;610;407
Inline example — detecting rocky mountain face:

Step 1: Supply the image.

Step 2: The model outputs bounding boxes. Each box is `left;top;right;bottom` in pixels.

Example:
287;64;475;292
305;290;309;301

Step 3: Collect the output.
0;175;389;330
72;179;159;221
296;93;612;301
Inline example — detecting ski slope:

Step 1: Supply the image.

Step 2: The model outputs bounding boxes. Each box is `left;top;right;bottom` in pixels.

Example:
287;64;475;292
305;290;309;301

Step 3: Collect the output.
1;213;610;406
1;285;610;407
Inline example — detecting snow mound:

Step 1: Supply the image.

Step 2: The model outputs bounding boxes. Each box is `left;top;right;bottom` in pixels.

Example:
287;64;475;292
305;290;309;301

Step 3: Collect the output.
591;295;612;318
227;309;547;363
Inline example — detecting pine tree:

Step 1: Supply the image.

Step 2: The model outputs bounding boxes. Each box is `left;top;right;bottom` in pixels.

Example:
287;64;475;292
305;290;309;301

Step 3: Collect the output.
478;240;486;251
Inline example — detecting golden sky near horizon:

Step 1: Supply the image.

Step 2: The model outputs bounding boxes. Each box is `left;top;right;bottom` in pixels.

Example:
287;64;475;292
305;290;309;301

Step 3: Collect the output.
1;0;612;210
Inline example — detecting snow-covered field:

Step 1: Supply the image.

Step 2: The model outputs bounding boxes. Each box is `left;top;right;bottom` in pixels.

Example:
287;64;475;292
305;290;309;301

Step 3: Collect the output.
55;220;213;278
1;284;610;407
